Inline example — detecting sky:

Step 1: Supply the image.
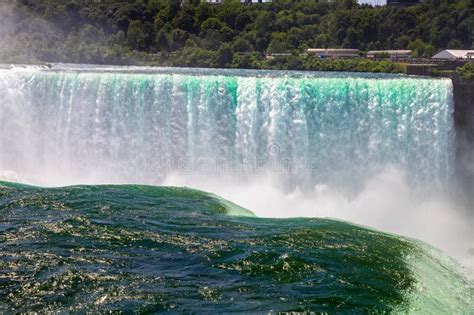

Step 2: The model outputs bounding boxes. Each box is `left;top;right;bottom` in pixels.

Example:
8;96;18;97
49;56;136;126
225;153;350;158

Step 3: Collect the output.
358;0;386;5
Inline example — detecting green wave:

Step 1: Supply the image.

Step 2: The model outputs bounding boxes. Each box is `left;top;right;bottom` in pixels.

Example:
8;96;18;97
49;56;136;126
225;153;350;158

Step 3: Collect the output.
0;181;255;217
0;181;471;312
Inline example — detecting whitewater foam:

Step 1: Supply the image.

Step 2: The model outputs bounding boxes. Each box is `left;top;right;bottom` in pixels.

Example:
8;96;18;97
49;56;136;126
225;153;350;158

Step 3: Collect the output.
0;65;469;269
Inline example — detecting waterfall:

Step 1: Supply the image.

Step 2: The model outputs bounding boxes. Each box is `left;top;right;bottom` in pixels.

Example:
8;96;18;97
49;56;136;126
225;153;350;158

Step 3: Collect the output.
0;66;454;189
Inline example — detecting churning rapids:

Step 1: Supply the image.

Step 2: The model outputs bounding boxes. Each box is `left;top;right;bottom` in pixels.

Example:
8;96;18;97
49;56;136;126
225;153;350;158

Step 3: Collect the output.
0;64;472;312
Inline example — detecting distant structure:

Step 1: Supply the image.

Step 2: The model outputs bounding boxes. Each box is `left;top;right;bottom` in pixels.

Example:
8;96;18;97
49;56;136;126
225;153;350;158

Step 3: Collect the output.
203;0;272;3
367;50;412;59
358;0;384;5
266;52;292;59
306;49;360;58
387;0;423;6
432;50;474;60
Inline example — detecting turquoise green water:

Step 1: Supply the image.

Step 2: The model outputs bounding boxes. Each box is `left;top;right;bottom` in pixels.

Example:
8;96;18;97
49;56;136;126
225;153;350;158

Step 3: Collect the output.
0;66;453;188
0;66;469;313
0;181;471;313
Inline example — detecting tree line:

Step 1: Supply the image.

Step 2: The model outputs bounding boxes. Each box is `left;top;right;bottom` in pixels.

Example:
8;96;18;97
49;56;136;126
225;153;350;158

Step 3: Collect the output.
0;0;472;72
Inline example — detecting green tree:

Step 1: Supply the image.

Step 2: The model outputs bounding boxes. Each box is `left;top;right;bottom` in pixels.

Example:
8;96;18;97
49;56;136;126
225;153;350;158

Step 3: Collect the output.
127;20;152;51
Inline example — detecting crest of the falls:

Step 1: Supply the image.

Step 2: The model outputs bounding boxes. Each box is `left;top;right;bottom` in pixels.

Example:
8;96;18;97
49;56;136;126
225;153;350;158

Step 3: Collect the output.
0;66;454;189
1;66;472;313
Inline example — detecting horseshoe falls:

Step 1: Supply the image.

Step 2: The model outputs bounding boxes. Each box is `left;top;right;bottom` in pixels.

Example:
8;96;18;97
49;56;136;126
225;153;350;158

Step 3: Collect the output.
0;66;454;187
0;65;471;313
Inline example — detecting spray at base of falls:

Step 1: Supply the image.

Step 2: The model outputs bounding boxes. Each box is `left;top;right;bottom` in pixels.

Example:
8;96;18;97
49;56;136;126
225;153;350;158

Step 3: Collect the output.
163;167;473;271
0;65;470;268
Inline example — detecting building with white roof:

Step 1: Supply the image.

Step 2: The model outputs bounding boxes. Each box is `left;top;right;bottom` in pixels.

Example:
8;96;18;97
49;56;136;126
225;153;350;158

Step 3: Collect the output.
432;50;474;60
306;49;360;58
367;50;412;59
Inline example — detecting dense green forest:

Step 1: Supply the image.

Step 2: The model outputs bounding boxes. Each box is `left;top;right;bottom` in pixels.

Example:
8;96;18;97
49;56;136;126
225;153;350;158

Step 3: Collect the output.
0;0;472;72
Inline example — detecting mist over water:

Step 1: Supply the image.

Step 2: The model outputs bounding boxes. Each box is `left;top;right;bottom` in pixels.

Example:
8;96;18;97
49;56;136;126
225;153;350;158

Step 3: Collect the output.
0;65;471;268
162;168;473;270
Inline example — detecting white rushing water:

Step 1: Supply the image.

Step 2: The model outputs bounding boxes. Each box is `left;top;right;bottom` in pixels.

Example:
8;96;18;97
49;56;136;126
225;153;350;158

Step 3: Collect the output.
0;65;471;268
0;66;454;186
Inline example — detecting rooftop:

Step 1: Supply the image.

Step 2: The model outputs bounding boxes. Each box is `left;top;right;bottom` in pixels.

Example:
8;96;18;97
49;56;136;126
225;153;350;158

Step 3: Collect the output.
432;50;474;59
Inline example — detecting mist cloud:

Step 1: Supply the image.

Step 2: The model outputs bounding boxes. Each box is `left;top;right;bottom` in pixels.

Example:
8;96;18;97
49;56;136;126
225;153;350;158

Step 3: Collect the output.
163;166;474;272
